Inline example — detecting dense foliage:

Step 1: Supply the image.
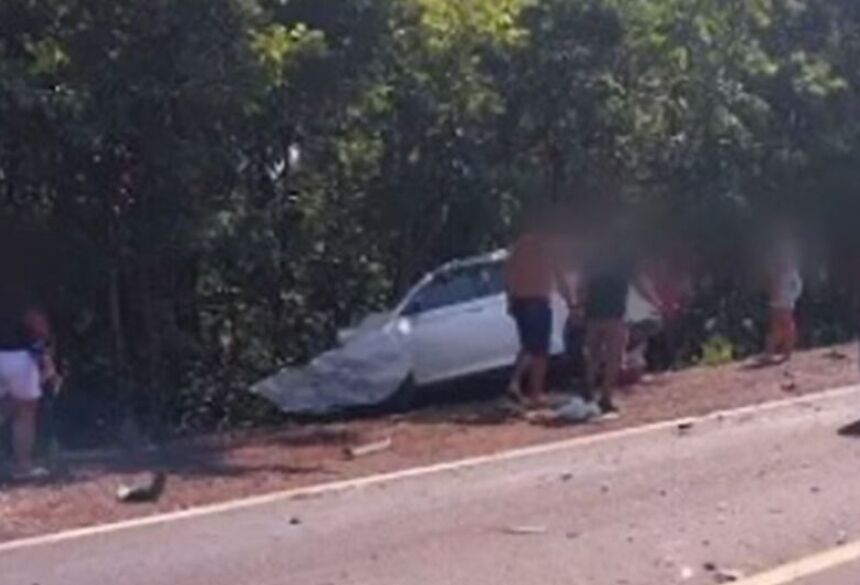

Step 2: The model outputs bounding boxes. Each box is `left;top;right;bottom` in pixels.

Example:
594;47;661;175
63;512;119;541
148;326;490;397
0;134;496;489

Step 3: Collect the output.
2;0;860;440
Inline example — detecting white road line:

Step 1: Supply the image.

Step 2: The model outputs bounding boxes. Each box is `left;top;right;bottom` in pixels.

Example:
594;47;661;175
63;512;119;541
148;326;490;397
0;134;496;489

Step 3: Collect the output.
1;383;858;555
736;539;860;585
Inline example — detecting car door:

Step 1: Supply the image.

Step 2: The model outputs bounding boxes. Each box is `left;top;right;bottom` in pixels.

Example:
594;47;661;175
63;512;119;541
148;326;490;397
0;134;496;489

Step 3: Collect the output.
400;261;516;385
468;260;523;372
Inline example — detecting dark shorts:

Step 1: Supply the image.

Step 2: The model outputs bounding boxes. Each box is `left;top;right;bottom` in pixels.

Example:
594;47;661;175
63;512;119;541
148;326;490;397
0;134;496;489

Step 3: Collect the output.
509;298;552;356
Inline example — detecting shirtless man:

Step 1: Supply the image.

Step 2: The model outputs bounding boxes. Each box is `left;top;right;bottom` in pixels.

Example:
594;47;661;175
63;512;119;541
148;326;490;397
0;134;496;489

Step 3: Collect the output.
505;219;571;407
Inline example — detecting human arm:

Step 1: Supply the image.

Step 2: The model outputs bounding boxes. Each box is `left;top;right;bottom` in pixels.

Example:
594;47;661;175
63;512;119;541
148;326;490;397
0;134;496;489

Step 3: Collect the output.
632;273;664;315
23;307;60;389
556;270;576;310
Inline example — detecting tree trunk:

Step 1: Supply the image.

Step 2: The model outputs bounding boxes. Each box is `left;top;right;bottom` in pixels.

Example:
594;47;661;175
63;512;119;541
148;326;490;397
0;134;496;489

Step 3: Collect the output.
137;252;164;437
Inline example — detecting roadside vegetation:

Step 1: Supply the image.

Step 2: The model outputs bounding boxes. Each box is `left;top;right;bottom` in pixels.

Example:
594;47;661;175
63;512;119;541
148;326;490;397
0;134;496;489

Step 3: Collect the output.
2;0;860;440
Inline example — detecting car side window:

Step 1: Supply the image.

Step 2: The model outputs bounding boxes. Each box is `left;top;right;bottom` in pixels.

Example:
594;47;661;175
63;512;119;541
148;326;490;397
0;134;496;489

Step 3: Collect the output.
404;261;504;316
475;261;505;297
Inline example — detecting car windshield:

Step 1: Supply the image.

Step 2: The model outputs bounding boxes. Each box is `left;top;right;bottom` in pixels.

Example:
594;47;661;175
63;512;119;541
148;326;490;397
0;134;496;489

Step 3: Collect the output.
403;260;504;315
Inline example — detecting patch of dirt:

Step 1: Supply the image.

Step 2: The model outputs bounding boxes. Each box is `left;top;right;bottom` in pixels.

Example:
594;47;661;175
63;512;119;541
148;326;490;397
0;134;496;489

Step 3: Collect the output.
1;344;858;543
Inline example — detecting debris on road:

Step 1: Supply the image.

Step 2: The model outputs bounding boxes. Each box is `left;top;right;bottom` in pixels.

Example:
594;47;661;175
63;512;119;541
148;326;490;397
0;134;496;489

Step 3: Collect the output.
560;473;574;482
5;343;858;546
714;569;744;583
344;437;393;460
780;371;797;392
116;472;167;504
676;420;695;436
502;525;548;536
289;516;302;526
823;349;849;361
524;397;601;425
555;397;601;424
703;562;744;583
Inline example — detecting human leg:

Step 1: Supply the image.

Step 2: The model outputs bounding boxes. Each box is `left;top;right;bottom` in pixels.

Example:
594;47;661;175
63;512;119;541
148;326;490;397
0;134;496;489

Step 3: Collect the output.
527;355;549;406
12;399;38;471
508;300;530;400
777;309;797;360
764;308;785;362
507;351;530;400
599;320;627;412
511;299;552;406
524;300;552;405
584;321;606;402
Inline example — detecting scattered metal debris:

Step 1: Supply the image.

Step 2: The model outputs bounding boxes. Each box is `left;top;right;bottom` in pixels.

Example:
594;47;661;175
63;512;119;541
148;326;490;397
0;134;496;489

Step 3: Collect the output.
676;420;695;436
116;472;167;504
714;569;744;583
780;370;797;392
503;525;548;536
823;349;849;361
344;437;393;460
704;563;744;583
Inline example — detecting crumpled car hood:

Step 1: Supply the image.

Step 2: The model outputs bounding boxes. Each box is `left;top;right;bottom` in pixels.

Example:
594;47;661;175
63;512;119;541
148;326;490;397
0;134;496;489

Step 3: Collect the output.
251;321;411;415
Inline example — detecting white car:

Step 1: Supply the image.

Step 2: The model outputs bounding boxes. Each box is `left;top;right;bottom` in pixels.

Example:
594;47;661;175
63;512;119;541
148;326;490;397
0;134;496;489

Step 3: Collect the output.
254;250;659;414
349;250;568;386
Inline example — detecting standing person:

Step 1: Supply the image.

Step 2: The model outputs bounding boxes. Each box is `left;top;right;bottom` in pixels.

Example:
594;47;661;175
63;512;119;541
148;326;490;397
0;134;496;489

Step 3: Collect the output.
763;232;803;363
562;271;587;382
579;240;661;418
644;253;693;371
0;285;56;480
505;218;571;408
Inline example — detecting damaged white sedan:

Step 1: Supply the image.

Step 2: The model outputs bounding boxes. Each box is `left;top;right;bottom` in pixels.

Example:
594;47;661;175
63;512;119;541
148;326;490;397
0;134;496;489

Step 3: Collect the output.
252;250;658;414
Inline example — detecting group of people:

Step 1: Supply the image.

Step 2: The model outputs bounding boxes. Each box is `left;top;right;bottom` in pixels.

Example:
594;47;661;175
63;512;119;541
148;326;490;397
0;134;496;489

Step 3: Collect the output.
503;215;804;420
0;213;807;477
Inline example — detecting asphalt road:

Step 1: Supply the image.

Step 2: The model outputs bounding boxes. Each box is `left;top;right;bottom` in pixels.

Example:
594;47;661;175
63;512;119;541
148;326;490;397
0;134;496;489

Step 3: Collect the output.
4;387;860;585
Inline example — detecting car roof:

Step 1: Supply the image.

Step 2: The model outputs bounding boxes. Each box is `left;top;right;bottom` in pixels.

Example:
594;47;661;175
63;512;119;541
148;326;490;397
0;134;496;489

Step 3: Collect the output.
436;249;508;273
